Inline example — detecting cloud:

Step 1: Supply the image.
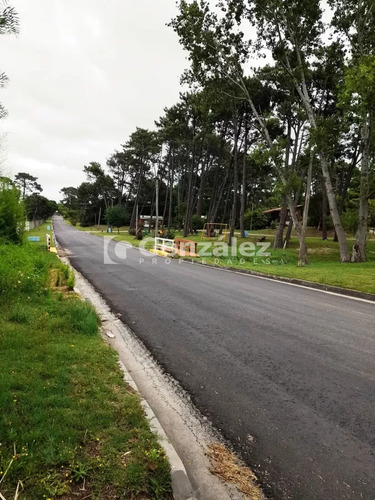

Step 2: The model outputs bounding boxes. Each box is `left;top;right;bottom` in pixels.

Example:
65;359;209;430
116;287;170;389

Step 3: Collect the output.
0;0;186;201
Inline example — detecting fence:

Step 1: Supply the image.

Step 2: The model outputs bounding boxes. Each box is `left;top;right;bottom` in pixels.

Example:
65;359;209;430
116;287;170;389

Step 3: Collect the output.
26;219;44;231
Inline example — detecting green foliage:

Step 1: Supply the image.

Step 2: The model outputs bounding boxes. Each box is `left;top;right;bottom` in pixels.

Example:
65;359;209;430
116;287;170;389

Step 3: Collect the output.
244;208;269;230
175;202;187;227
67;210;78;226
339;55;375;119
105;205;129;233
24;193;57;220
14;172;42;197
192;214;204;230
164;227;176;239
369;200;375;227
341;209;358;234
0;181;25;244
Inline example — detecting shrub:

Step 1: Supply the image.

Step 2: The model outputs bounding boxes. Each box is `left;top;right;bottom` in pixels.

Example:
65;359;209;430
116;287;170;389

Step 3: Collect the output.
244;208;269;230
341;209;358;234
192;215;205;231
0;181;25;244
164;228;176;239
68;210;78;226
105;205;129;233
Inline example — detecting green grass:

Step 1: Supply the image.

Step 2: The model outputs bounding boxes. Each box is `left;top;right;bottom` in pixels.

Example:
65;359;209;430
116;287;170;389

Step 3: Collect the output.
0;241;172;499
193;235;375;295
25;220;54;245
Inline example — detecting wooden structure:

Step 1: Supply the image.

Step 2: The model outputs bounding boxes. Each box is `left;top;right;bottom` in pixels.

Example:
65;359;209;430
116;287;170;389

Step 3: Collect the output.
150;238;199;258
174;238;199;257
263;205;303;224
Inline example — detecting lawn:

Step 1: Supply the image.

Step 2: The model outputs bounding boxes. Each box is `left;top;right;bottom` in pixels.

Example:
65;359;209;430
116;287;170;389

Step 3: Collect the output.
197;237;375;295
0;224;172;499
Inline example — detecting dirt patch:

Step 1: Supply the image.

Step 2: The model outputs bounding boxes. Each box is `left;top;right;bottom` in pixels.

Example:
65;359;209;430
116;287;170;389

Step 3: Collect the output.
307;247;336;255
59;481;92;499
49;268;76;296
58;248;72;258
206;443;263;500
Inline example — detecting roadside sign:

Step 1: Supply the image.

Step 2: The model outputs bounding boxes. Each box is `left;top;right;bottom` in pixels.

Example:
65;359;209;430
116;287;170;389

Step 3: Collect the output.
47;225;51;230
28;236;40;242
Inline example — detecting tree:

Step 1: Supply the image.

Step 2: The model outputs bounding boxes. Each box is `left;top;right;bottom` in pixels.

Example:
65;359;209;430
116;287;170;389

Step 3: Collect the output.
122;128;160;229
60;187;79;210
0;179;25;244
84;162;115;210
176;0;350;262
14;172;42;199
105;205;129;233
331;0;375;261
170;1;314;263
24;194;57;221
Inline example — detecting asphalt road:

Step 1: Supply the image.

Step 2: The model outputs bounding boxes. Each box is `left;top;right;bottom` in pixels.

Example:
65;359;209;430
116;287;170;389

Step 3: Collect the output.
54;217;375;500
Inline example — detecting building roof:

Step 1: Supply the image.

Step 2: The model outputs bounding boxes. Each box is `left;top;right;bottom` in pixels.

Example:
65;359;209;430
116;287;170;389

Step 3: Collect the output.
263;205;302;214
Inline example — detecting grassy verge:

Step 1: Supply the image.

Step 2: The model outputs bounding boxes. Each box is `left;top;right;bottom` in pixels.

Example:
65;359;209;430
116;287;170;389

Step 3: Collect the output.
0;232;172;499
195;237;375;295
65;220;375;295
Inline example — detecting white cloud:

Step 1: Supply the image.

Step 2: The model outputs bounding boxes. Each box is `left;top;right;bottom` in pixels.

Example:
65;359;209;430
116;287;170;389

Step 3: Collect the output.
0;0;187;201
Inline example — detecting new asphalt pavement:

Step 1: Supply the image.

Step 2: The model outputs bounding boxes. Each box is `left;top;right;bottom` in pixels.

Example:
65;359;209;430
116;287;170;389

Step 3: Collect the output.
53;217;375;500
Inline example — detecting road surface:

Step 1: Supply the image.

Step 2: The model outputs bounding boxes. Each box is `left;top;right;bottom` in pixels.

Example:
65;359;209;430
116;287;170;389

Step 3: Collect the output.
54;217;375;500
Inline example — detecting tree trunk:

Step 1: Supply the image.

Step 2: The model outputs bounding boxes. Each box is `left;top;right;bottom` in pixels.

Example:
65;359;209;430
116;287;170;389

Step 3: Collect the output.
274;200;288;249
196;153;210;217
168;144;175;229
285;51;350;262
284;219;293;248
320;154;350;261
184;144;194;237
130;161;144;229
229;109;242;246
298;150;314;266
240;124;249;238
351;116;372;262
322;177;328;240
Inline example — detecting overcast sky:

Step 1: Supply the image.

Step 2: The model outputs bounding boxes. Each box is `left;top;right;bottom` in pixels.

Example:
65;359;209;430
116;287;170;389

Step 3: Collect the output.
0;0;187;201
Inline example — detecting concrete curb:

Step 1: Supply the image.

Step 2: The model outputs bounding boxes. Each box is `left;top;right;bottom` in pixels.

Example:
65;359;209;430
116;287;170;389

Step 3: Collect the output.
117;359;195;500
63;271;195;499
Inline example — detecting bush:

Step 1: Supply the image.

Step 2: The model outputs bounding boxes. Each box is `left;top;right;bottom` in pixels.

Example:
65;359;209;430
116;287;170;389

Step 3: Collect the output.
68;210;78;226
105;205;129;233
341;209;358;234
191;215;205;231
0;182;25;244
244;208;269;230
164;228;176;239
